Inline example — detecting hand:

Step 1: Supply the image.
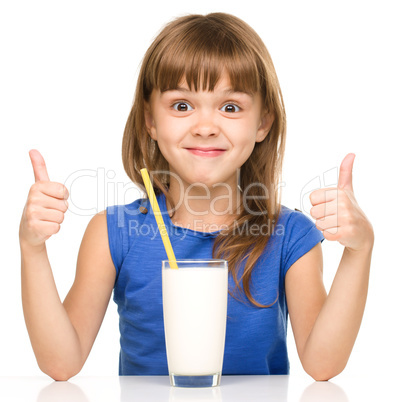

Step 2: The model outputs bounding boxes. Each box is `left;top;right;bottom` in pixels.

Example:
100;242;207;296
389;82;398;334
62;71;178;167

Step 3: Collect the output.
309;153;374;252
19;150;69;249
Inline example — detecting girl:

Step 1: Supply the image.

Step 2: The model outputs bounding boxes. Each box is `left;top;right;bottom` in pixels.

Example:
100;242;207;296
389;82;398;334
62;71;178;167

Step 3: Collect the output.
19;12;374;381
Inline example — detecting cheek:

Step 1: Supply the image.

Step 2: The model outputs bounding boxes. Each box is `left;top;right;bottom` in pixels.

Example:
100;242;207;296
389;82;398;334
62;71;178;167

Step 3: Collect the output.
153;124;181;161
239;140;257;161
231;121;259;147
155;136;173;157
233;125;260;160
154;115;185;138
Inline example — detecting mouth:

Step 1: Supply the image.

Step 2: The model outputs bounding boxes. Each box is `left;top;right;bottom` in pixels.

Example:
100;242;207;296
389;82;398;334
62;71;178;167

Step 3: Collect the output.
185;147;226;158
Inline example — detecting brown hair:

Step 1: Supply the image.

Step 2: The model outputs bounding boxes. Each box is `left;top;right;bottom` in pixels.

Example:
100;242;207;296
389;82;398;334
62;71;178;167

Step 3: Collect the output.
122;12;286;307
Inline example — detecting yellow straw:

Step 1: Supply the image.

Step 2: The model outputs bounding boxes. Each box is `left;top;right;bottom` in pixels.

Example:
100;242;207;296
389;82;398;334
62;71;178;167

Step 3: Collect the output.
140;168;178;269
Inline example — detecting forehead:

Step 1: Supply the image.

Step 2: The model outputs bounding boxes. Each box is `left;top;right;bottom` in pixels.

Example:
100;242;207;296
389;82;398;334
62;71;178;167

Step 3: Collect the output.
162;72;254;97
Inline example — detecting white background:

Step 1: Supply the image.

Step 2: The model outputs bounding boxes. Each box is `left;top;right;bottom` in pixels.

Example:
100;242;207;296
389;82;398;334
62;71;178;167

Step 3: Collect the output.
1;0;400;381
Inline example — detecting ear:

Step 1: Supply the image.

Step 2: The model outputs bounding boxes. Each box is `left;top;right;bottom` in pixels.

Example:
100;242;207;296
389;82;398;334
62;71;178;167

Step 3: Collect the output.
144;101;157;140
256;112;275;142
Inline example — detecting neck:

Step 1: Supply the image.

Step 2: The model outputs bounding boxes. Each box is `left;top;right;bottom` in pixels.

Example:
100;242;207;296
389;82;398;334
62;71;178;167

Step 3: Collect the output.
167;179;242;232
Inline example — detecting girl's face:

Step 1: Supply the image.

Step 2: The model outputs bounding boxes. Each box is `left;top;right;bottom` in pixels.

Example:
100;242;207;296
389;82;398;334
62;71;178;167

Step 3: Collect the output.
145;73;274;190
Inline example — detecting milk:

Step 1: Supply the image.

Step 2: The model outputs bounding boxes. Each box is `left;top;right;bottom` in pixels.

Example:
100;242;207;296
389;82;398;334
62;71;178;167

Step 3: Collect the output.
162;266;228;376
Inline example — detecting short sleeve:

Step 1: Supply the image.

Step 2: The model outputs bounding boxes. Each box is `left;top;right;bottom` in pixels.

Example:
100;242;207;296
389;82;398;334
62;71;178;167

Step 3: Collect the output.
282;210;324;276
106;199;148;278
106;205;126;277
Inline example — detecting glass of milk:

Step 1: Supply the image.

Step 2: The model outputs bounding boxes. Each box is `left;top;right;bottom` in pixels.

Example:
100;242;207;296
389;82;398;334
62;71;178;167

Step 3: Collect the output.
162;259;228;388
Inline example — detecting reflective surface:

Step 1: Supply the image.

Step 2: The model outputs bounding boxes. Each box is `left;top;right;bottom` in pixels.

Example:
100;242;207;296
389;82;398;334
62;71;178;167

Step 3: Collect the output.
0;374;396;401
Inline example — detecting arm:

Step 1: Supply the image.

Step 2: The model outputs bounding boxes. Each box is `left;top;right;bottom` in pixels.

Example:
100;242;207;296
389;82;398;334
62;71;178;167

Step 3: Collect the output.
20;151;115;381
286;153;374;381
21;213;115;381
286;243;372;381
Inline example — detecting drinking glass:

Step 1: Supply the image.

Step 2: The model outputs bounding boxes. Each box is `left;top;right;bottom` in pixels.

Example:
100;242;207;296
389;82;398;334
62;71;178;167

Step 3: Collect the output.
162;259;228;387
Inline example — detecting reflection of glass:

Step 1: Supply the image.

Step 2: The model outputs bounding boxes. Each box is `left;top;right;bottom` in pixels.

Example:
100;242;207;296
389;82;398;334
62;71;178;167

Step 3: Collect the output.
300;381;349;402
169;386;222;402
119;375;289;402
37;381;89;402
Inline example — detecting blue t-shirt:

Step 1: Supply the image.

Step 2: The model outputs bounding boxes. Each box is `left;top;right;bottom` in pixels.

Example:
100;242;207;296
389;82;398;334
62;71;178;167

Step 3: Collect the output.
106;194;324;375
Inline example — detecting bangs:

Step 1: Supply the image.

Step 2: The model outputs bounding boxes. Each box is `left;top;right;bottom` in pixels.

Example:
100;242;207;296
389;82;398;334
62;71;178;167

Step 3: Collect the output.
143;15;265;98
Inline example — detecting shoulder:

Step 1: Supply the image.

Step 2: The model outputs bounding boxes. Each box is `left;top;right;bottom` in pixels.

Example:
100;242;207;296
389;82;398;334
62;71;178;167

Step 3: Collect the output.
76;210;116;280
104;198;151;272
275;205;319;241
82;210;110;250
278;205;314;226
106;198;150;229
274;205;324;275
106;198;148;218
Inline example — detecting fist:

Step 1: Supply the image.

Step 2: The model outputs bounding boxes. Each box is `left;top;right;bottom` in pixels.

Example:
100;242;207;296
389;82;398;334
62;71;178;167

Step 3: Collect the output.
309;153;374;252
19;150;69;248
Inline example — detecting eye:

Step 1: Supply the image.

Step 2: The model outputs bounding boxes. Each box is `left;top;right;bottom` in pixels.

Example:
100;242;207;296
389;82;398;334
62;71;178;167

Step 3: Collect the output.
221;103;241;113
172;102;193;112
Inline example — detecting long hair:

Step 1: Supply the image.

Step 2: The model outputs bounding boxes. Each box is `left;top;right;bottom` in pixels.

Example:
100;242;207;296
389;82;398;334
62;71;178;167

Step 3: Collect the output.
122;13;286;307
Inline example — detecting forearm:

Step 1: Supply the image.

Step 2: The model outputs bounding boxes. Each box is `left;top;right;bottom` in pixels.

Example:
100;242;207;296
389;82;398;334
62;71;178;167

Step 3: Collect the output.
21;243;82;380
301;245;373;380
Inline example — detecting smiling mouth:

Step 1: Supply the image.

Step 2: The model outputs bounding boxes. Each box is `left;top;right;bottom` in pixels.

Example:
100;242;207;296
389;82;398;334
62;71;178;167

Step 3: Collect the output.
185;148;226;157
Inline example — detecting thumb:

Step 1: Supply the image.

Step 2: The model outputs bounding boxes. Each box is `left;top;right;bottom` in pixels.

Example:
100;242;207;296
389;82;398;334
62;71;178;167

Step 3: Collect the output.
29;149;50;182
338;153;355;191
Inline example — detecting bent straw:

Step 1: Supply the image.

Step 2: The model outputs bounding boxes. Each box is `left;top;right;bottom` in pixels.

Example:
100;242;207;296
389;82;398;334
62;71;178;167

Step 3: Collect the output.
140;168;178;269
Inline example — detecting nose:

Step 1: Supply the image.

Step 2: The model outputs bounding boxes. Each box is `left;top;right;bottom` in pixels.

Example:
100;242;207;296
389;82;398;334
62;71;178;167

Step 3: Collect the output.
191;109;220;138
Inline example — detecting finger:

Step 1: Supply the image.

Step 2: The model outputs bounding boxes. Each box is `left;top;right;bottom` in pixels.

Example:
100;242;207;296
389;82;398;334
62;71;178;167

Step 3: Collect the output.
310;200;338;220
338;153;355;192
315;215;339;231
32;207;66;225
322;228;342;241
32;181;69;200
32;220;61;239
33;194;69;212
29;149;50;182
309;188;338;206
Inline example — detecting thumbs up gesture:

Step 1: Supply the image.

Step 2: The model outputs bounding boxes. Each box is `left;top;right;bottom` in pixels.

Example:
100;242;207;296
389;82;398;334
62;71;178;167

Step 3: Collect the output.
309;154;374;252
19;150;69;249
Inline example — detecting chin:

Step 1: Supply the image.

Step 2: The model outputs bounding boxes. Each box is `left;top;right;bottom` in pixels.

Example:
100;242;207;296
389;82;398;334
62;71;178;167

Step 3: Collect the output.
189;179;215;189
171;166;234;190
